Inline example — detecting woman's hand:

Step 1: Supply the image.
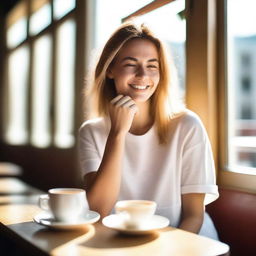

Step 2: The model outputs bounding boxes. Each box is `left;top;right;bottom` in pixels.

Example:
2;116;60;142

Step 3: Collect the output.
109;95;138;135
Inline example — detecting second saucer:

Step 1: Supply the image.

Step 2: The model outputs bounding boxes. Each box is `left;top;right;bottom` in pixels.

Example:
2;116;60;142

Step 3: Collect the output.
102;214;170;235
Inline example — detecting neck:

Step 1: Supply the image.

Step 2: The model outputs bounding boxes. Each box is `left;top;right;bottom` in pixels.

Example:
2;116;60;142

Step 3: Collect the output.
130;101;153;135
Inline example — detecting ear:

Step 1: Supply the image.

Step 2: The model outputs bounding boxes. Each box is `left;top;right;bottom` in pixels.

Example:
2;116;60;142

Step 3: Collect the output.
106;68;114;79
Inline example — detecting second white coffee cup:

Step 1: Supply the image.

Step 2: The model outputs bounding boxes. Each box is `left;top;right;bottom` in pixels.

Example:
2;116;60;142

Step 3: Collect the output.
39;188;88;223
115;200;157;229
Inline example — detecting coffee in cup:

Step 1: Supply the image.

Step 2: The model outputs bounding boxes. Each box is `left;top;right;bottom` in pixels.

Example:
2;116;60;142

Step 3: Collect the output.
39;188;88;223
115;200;157;229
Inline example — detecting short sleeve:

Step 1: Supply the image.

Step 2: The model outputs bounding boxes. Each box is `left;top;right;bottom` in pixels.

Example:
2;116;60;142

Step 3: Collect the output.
181;115;219;205
78;122;101;178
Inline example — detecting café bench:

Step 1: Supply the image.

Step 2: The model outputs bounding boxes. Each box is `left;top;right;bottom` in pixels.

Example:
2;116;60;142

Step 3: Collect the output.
206;187;256;256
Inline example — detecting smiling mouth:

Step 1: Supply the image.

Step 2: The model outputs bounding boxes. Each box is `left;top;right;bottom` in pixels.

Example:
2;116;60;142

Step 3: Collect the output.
129;84;150;90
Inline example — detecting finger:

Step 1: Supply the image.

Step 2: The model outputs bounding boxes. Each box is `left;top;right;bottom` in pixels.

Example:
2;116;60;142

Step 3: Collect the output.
122;100;138;110
121;99;138;114
129;104;139;114
114;96;132;106
110;95;123;104
122;100;136;108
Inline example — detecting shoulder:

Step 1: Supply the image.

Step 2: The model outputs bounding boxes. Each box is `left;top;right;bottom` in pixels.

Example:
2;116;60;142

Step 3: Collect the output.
170;110;208;143
178;110;204;129
79;118;108;137
169;109;204;130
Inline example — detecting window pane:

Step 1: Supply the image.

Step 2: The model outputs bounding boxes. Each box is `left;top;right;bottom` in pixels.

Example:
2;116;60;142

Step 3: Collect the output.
53;0;76;20
7;18;27;48
31;35;52;148
95;0;152;48
5;46;29;144
55;19;76;148
227;0;256;173
30;3;51;35
135;0;186;92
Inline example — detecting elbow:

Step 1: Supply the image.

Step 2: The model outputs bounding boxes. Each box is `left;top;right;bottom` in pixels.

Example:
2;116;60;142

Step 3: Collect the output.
86;189;112;218
179;214;204;234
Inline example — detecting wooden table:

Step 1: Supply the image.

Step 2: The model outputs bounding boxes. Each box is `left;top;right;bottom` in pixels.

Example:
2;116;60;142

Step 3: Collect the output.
0;179;230;256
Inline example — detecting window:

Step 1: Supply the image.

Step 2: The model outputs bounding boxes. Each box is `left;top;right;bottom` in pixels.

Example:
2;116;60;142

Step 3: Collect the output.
94;0;152;49
29;1;51;35
6;1;27;49
55;19;76;148
53;0;76;20
6;45;29;144
31;35;52;147
4;0;77;148
227;0;256;173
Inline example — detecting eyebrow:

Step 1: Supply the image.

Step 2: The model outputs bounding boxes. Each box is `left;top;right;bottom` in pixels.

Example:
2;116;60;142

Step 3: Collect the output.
121;57;159;63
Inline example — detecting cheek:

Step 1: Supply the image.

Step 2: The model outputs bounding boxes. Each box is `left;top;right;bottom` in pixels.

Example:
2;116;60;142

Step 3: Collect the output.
152;73;160;86
113;77;127;93
115;86;124;94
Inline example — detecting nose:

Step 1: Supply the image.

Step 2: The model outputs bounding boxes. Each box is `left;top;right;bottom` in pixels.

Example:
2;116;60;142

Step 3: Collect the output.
135;65;147;78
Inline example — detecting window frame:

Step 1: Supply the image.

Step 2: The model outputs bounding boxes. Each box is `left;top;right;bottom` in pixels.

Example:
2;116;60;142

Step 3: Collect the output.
217;0;256;192
121;0;176;22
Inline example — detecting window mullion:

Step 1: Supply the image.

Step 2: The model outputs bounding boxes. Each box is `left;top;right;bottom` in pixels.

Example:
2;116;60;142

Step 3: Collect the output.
51;20;57;147
185;0;218;162
27;0;33;144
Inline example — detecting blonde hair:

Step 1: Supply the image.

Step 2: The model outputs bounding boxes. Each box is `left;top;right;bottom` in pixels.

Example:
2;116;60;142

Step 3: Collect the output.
85;22;185;144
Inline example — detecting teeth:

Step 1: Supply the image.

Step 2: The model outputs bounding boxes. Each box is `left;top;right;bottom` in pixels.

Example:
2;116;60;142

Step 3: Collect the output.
130;84;148;90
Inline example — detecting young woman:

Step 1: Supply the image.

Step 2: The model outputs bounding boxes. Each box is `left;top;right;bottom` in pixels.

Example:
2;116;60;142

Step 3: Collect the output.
79;22;219;239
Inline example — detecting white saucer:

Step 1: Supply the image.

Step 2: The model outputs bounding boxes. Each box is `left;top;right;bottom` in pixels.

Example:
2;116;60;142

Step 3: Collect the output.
102;214;170;235
34;210;100;230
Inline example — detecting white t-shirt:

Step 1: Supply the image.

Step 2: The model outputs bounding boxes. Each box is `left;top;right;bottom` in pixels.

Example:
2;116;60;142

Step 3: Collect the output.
79;110;219;239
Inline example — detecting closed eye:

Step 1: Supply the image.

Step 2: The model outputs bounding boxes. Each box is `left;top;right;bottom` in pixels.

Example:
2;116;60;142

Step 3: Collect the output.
124;63;136;67
147;65;158;69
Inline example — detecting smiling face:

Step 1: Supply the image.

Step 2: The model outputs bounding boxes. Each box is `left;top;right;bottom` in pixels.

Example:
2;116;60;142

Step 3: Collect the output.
107;38;160;103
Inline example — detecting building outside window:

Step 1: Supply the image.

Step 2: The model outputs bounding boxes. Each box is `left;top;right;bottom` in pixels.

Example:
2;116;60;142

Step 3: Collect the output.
227;0;256;173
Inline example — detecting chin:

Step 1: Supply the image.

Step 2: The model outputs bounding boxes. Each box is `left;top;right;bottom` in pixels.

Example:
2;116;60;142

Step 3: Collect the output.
132;97;151;103
132;92;155;102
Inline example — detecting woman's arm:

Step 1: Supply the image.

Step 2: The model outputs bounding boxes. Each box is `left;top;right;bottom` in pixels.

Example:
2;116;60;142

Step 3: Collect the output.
179;193;205;233
84;95;137;218
84;132;125;217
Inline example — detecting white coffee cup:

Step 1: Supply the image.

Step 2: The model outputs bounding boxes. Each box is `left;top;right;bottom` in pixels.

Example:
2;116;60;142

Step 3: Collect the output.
39;188;88;223
115;200;157;229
